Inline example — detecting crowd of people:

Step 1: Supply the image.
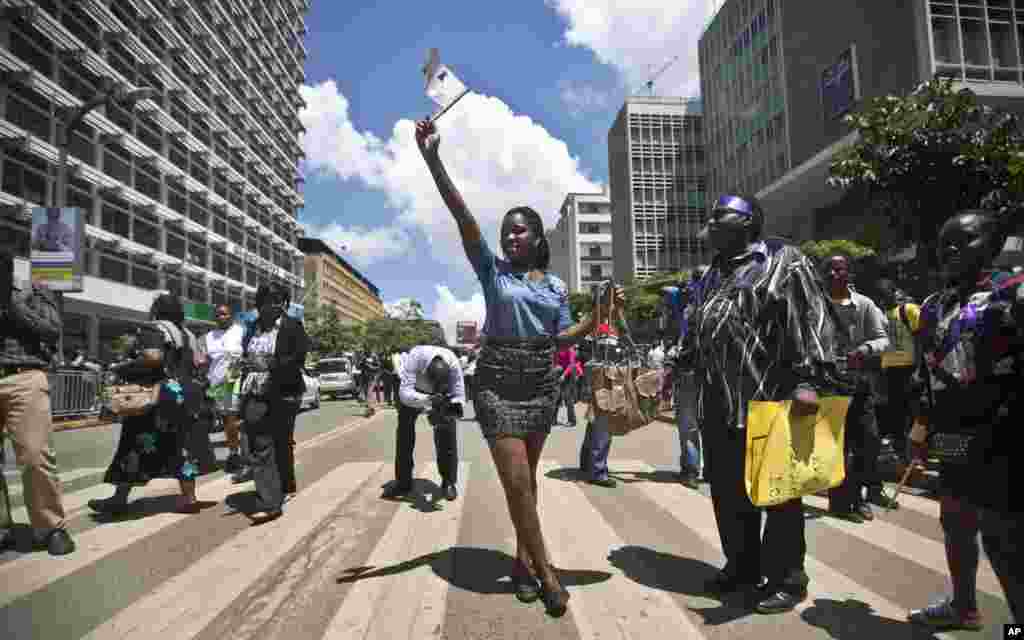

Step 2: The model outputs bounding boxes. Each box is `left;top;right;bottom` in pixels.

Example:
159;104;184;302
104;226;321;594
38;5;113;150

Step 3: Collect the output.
0;114;1018;632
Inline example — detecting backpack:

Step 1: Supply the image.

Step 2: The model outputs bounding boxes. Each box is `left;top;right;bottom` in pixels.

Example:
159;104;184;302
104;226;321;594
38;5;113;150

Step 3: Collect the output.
8;283;61;344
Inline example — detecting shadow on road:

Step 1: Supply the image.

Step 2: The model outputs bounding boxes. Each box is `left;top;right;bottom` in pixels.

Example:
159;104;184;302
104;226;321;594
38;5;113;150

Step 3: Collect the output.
85;495;218;524
336;546;612;596
544;467;685;486
608;545;755;625
801;598;940;639
379;478;448;513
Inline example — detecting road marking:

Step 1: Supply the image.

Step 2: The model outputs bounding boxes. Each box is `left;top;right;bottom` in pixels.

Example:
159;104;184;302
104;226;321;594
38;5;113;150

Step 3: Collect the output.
619;461;958;640
538;460;708;640
885;487;940;518
323;463;469;640
79;462;385;640
803;494;1003;596
0;416;379;606
5;415;375;525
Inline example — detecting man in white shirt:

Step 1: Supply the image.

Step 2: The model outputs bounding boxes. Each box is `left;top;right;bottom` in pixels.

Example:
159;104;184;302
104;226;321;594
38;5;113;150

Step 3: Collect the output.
204;305;246;473
383;345;465;501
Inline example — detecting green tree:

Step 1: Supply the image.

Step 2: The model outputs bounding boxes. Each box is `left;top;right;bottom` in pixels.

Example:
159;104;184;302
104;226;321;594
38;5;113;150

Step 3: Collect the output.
829;77;1024;265
800;239;876;262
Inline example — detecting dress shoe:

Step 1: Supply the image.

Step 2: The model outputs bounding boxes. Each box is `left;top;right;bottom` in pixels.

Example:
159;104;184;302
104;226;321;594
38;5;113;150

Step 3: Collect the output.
512;570;541;603
231;468;253;484
249;509;283;525
88;496;131;514
705;569;760;594
756;588;807;614
382;483;412;499
38;529;76;556
224;453;243;474
442;482;458;501
540;581;570;617
589;477;616;488
0;529;15;552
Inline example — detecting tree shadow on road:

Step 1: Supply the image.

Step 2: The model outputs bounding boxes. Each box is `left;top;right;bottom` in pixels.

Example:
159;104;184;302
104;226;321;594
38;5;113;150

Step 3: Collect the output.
336;546;612;596
801;598;940;639
607;545;755;625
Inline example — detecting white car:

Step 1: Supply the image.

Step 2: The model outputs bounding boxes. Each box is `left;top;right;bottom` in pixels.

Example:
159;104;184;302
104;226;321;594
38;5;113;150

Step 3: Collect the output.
300;368;321;410
316;357;357;399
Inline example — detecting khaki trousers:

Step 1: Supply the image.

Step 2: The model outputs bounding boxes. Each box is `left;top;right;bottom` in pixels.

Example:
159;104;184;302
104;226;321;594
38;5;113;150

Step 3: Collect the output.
0;370;66;532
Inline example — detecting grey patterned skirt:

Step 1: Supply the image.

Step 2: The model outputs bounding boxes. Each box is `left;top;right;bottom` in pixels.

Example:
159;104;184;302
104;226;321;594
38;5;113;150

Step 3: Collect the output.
474;338;560;440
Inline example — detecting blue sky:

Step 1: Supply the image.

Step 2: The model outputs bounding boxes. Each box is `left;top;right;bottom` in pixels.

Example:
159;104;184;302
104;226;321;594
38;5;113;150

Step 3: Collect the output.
298;1;721;341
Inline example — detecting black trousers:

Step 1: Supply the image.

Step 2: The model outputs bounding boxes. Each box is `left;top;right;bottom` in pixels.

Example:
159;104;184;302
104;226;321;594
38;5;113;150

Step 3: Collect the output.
980;508;1024;622
395;403;457;486
247;398;299;510
879;367;914;459
829;391;881;509
703;413;808;591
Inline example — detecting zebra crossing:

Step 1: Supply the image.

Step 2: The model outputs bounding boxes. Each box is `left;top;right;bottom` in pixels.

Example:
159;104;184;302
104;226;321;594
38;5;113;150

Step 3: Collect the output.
1;424;1015;639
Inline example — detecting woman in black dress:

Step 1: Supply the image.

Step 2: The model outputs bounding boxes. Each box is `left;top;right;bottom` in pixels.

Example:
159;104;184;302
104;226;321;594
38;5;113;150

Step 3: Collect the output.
89;295;204;514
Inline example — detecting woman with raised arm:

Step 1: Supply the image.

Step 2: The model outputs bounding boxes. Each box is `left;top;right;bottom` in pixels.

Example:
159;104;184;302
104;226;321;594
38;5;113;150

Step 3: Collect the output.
416;119;622;617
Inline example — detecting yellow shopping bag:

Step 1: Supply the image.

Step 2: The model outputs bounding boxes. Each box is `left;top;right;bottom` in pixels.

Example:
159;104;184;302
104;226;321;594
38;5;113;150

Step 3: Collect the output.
745;397;851;507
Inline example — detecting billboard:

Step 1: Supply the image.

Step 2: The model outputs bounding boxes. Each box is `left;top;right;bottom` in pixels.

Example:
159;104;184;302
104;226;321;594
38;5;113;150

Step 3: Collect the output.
30;207;84;292
456;320;478;345
821;45;860;121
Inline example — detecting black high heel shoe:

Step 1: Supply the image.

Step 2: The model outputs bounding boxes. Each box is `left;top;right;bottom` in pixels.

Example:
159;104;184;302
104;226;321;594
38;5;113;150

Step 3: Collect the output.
540;580;570;617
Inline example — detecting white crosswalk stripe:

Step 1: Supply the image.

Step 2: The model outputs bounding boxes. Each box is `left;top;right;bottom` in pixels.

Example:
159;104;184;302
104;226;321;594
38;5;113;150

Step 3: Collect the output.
3;467;108;497
2;451;1012;639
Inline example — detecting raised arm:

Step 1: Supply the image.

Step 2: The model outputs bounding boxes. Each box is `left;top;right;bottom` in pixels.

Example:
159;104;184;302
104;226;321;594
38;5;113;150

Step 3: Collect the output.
415;120;483;260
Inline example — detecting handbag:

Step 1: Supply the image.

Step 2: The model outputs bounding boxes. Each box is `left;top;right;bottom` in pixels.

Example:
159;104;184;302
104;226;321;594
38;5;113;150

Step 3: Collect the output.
585;281;662;436
108;383;161;417
745;396;852;507
918;336;975;465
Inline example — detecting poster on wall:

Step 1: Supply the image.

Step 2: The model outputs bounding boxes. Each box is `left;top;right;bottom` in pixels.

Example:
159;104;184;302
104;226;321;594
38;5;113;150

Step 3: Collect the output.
821;44;860;121
30;206;84;292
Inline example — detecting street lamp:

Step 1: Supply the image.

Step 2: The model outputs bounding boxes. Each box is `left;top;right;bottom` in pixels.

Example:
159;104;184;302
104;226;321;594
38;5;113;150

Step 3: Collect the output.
51;85;158;362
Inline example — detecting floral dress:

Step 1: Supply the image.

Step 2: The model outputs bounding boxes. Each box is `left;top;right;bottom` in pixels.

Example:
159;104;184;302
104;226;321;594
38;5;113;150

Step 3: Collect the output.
103;322;202;485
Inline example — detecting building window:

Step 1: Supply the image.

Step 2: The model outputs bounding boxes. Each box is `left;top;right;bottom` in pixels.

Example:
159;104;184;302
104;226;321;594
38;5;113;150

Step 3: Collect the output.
132;261;158;290
589;245;602;257
961;19;990;67
188;278;206;303
99;252;129;284
589;265;602;279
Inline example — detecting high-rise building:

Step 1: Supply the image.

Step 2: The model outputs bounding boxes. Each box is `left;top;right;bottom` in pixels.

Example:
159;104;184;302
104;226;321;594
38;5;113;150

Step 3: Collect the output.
1;0;309;360
699;0;1024;243
547;190;614;294
300;238;383;325
607;96;706;285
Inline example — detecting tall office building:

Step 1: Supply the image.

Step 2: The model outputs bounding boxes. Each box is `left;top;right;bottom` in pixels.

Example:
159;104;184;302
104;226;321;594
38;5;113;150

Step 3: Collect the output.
699;0;1024;243
607;96;706;285
0;0;309;361
547;190;614;294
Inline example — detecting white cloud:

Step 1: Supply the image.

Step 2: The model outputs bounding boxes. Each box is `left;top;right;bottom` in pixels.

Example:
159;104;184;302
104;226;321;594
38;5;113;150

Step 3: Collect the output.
309;222;412;266
431;285;486;346
546;0;725;98
299;80;600;270
560;82;614;117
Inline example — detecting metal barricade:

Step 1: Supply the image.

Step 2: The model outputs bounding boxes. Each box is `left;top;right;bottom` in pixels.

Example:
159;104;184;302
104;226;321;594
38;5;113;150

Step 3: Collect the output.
49;369;102;419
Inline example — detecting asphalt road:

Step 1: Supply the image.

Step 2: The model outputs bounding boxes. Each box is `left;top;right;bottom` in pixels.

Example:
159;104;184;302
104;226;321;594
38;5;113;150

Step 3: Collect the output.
0;399;1012;639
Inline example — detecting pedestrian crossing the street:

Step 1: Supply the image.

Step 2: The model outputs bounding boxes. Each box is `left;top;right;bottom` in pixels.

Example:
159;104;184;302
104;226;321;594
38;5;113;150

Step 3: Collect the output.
1;428;1014;639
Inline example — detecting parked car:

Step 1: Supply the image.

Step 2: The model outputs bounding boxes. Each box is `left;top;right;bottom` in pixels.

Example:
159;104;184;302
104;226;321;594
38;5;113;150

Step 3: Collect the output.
315;357;357;399
300;368;321;410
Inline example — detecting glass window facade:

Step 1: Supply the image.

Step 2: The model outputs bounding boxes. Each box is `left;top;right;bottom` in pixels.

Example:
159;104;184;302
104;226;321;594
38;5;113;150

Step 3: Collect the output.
929;1;1024;82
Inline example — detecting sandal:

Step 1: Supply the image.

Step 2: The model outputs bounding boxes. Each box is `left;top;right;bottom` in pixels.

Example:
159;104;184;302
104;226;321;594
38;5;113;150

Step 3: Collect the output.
540;580;570;617
512;568;541;603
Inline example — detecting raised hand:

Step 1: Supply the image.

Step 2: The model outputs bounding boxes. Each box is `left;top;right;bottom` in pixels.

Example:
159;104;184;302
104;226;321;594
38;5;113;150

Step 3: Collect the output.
415;119;440;157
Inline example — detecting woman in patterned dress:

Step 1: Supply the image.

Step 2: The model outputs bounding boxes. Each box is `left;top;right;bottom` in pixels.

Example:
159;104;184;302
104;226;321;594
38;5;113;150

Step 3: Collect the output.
907;209;1023;630
89;294;204;514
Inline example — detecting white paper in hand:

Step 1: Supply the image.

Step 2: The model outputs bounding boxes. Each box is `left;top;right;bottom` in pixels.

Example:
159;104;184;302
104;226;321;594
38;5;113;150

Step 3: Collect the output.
423;48;468;112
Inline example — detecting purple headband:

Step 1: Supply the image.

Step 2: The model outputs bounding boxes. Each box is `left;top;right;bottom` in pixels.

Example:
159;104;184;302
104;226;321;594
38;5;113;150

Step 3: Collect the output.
715;195;754;218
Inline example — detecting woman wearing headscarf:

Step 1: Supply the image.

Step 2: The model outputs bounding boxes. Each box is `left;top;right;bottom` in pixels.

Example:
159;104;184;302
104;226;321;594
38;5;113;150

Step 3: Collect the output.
89;294;204;514
682;192;839;614
416;119;623;617
239;283;308;524
907;209;1023;630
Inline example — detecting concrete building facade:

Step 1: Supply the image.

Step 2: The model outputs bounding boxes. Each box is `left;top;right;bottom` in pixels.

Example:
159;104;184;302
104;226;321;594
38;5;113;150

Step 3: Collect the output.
1;0;309;362
699;0;1024;246
547;190;614;294
607;96;706;285
300;238;384;325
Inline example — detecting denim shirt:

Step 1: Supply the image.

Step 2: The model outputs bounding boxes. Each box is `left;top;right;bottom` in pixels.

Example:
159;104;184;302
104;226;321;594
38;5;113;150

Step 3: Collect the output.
469;239;571;339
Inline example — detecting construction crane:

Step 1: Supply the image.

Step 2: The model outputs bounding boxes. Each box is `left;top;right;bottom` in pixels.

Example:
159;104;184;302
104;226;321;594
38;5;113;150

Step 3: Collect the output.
642;55;680;96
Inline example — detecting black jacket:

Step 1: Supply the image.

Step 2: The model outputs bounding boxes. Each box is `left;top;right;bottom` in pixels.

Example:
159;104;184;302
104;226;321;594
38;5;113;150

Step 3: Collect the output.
242;315;309;399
